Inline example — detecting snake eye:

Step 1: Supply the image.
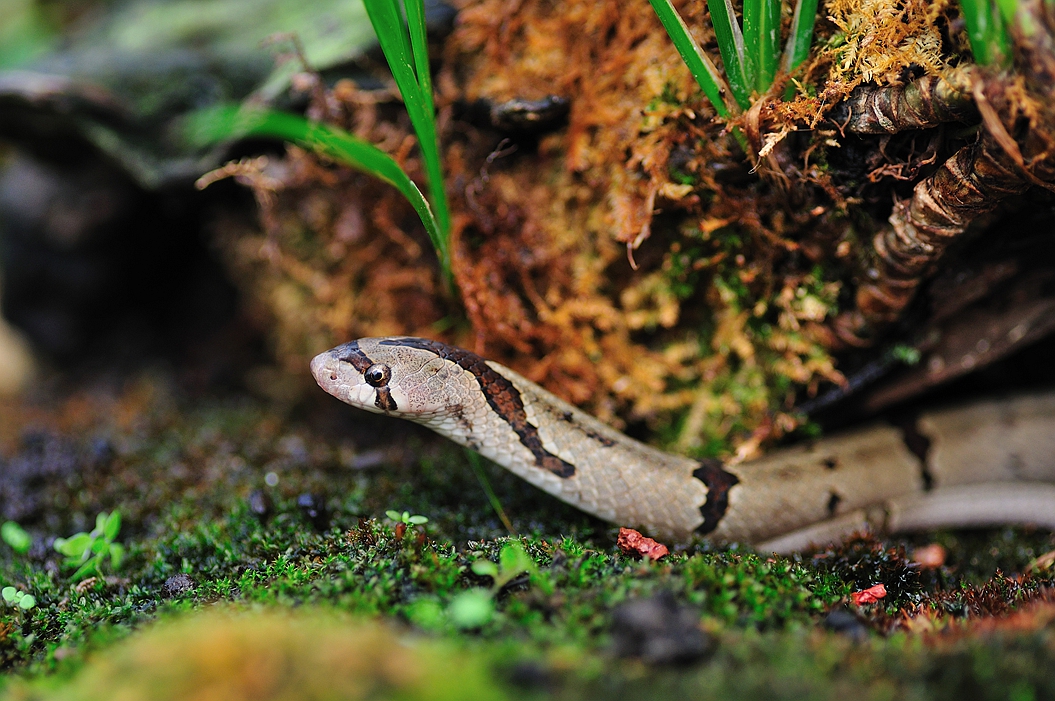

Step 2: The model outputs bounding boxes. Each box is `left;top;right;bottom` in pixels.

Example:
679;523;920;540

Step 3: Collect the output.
364;363;391;388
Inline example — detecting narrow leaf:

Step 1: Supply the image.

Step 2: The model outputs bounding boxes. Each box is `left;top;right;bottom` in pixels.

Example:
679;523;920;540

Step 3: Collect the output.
648;0;732;116
185;105;446;275
364;0;451;266
708;0;752;109
782;0;820;74
744;0;779;92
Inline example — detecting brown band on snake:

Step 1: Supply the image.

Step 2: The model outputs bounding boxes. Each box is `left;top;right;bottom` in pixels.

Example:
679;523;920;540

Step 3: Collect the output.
336;341;376;374
692;458;740;534
382;338;576;478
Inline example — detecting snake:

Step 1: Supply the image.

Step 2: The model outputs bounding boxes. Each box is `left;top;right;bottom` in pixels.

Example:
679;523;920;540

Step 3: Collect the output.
311;336;1055;551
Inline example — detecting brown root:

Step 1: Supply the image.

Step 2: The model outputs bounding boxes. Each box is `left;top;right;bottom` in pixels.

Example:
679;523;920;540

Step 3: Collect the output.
830;67;977;134
832;0;1055;345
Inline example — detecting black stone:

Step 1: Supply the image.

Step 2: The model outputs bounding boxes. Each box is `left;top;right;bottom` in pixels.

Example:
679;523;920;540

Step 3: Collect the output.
610;591;711;665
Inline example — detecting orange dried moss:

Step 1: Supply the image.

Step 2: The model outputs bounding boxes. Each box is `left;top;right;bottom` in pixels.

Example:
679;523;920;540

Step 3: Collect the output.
213;0;969;455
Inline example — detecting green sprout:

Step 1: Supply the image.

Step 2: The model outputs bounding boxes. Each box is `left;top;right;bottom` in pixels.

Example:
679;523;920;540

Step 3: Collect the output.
1;586;36;610
890;344;922;366
448;541;536;629
385;510;430;527
649;0;821;114
1;521;32;554
53;511;126;581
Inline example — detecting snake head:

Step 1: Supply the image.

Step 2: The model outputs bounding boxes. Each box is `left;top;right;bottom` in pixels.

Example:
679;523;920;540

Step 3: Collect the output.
310;337;468;417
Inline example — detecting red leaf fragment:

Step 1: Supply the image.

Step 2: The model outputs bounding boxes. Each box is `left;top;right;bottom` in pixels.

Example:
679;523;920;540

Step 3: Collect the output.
851;584;887;605
617;527;669;561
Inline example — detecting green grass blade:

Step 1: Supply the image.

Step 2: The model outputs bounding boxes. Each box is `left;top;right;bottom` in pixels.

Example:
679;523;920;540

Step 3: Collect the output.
648;0;731;116
707;0;752;109
782;0;820;73
185;105;448;274
401;0;450;237
743;0;779;93
995;0;1034;37
364;0;451;271
959;0;1011;66
464;450;516;536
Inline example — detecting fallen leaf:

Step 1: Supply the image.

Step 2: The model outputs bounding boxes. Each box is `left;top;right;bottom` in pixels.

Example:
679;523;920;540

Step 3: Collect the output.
617;528;669;561
851;584;887;605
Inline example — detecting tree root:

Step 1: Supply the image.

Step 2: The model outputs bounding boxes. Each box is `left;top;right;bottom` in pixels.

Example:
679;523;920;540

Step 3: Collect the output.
830;67;976;134
829;0;1055;347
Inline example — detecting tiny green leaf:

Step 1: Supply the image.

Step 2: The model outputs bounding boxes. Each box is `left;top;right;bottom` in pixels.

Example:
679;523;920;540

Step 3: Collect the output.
471;560;499;578
498;542;535;580
18;594;36;610
94;512;108;534
407;515;429;525
2;586;16;602
103;511;122;541
2;521;32;554
54;533;92;557
385;510;401;522
448;589;495;629
109;543;126;570
71;558;101;581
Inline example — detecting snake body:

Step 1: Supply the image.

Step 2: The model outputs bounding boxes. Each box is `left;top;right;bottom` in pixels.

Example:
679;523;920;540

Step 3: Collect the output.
311;337;1055;550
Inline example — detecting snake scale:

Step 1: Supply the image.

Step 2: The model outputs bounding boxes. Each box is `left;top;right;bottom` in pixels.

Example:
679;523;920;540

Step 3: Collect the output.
312;337;1055;552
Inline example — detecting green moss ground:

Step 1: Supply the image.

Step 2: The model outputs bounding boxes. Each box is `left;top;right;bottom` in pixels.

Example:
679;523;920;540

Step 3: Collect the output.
1;379;1053;699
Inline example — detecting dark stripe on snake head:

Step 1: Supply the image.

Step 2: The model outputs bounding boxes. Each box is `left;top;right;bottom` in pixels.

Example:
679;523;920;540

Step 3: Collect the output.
380;338;575;478
692;458;739;535
336;341;375;373
336;341;399;412
374;386;398;412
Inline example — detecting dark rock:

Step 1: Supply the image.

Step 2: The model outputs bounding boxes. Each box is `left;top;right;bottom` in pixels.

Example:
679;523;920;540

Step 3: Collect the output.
823;607;869;641
609;591;711;665
297;493;329;530
247;489;273;521
506;661;553;691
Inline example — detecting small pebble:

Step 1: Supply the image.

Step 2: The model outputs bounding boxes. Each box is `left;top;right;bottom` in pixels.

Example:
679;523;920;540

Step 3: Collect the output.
297;493;329;530
161;573;196;598
610;591;710;665
247;489;273;521
823;607;869;641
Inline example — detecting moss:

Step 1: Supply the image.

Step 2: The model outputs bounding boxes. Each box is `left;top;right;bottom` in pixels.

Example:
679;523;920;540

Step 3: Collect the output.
1;380;1054;699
